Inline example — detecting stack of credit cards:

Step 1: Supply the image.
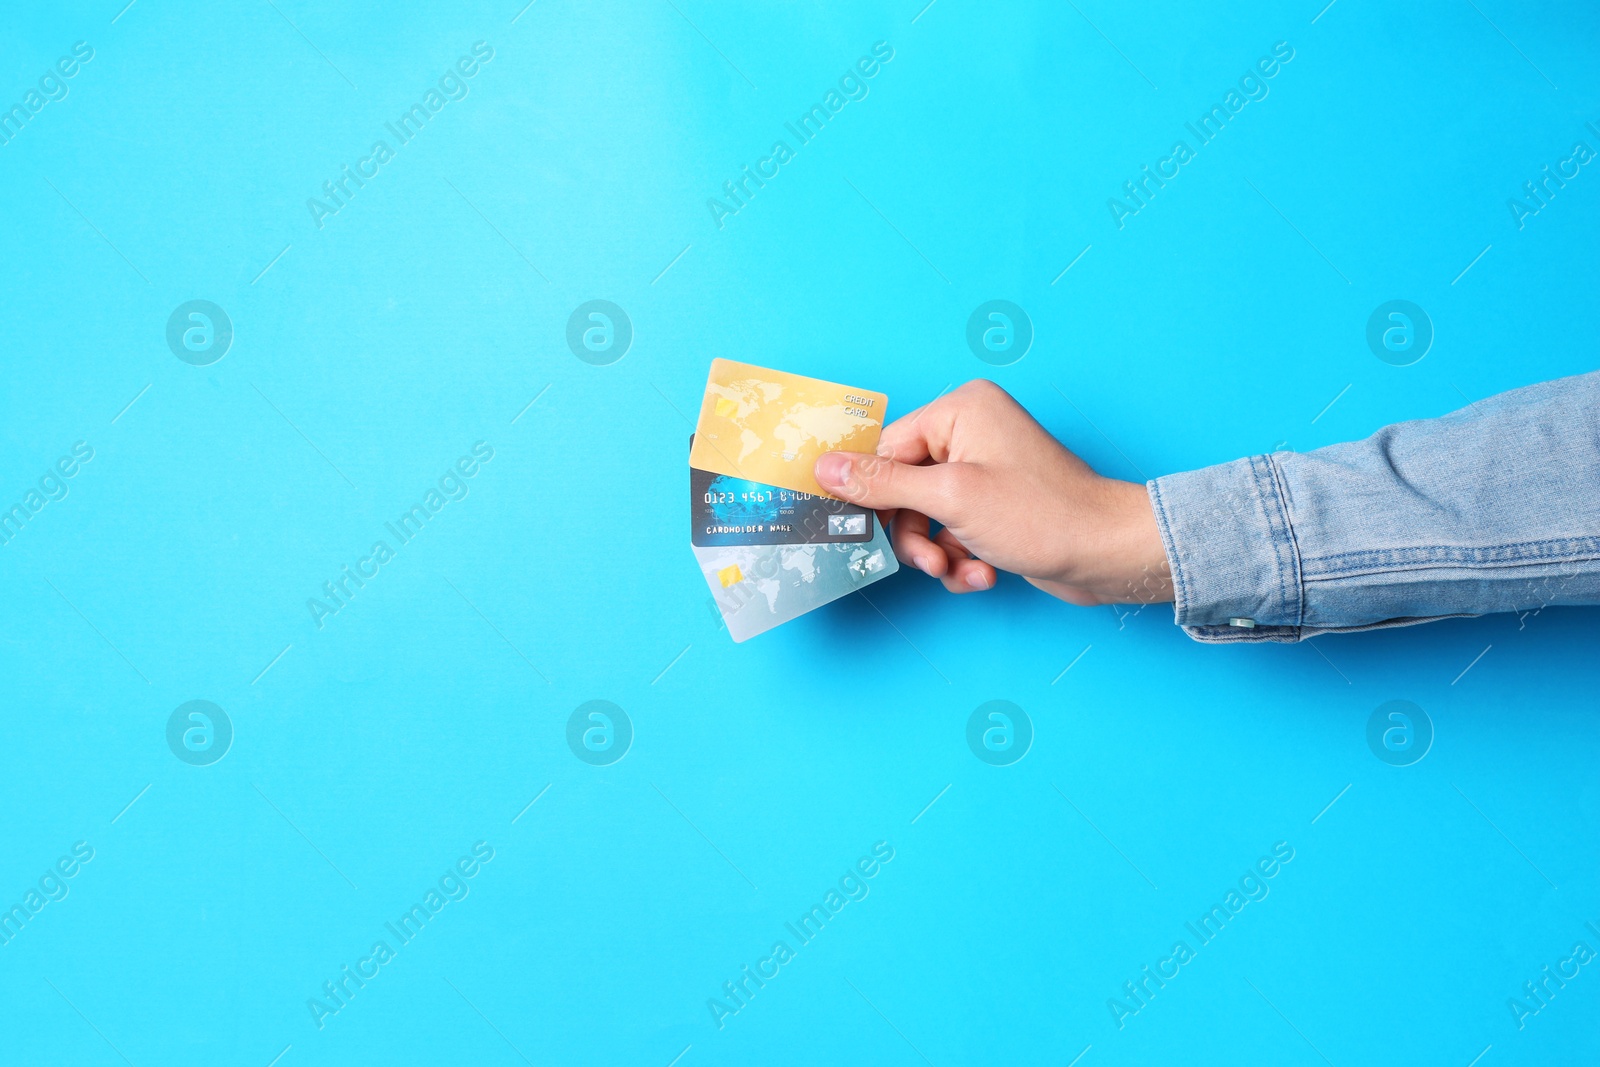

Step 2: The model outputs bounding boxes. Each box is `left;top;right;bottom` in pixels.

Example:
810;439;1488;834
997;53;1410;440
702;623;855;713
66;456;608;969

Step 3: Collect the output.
688;359;899;642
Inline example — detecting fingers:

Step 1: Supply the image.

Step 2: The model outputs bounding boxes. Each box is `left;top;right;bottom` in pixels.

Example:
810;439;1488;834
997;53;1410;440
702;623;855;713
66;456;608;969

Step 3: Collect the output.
888;509;948;577
933;527;996;593
838;380;1025;595
876;378;1023;466
814;449;957;517
877;397;954;467
889;512;995;592
819;380;1033;517
940;557;996;593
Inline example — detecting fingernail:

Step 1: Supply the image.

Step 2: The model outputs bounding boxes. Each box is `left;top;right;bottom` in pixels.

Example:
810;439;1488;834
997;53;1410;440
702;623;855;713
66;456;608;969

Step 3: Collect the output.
913;556;932;574
966;571;989;590
814;453;851;488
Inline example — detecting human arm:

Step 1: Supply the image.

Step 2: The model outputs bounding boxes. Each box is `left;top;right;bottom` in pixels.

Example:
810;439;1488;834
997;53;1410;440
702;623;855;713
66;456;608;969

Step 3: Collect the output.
813;372;1600;642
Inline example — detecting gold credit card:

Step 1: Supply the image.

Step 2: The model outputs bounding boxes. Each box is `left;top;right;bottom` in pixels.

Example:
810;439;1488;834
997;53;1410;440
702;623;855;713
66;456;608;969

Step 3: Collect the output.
688;359;888;498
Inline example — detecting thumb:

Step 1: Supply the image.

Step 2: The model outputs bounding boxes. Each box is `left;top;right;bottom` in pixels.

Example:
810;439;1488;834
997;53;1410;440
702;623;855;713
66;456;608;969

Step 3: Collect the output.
814;450;956;515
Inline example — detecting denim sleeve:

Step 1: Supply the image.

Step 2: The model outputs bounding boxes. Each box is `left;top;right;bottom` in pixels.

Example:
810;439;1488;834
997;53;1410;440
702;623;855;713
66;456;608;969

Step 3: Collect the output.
1146;371;1600;643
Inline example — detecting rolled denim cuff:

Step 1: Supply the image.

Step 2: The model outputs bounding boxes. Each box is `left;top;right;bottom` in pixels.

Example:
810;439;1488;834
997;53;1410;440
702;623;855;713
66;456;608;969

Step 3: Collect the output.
1147;455;1305;643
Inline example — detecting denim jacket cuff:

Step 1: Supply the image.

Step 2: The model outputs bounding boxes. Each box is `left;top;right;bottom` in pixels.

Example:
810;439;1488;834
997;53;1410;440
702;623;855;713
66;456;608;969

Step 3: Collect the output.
1148;455;1306;643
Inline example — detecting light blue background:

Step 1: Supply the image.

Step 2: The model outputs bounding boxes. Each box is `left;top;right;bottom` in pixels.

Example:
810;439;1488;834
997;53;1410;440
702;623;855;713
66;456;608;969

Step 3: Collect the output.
2;1;1598;1064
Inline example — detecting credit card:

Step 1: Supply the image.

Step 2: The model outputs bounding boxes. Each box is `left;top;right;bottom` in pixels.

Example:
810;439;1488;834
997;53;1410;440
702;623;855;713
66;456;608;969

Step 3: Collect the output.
692;513;899;642
692;465;873;547
688;358;888;499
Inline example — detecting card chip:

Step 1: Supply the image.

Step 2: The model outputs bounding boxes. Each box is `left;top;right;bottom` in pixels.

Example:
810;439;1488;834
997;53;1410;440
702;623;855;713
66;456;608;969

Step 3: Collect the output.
714;396;739;418
718;564;744;588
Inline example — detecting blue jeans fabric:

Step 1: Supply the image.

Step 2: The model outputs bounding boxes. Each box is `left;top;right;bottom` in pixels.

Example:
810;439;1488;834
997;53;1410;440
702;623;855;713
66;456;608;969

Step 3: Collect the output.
1147;371;1600;642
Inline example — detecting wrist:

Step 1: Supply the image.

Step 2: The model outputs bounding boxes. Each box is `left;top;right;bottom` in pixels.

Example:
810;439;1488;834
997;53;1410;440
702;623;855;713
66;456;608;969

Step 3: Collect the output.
1092;480;1173;605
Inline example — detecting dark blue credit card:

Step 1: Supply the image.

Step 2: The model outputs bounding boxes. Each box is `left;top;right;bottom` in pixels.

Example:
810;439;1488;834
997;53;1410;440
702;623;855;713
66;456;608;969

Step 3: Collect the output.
690;465;874;546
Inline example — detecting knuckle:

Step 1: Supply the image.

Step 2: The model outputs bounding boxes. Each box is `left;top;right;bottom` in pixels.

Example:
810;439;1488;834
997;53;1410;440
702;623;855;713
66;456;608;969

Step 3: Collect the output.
967;378;1024;417
961;378;1005;403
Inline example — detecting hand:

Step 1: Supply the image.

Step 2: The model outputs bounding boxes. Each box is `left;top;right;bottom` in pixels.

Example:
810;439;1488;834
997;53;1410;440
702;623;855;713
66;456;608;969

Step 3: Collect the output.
813;380;1173;607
